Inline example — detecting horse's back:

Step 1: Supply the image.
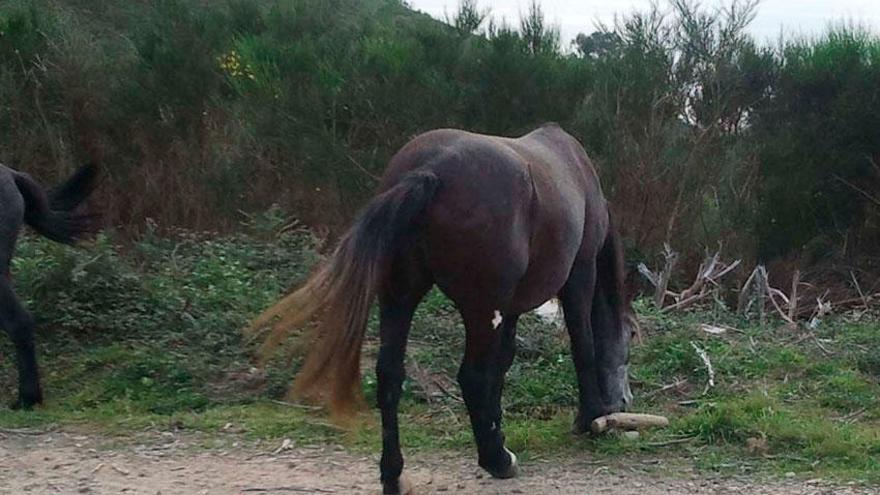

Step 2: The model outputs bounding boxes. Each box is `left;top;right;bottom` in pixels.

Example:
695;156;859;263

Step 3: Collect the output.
382;125;604;313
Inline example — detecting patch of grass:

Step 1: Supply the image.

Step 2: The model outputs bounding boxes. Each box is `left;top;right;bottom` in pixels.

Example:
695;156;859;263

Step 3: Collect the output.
1;229;879;485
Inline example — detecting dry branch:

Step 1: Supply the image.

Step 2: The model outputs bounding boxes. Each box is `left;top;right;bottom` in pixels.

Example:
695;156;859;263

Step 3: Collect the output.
737;266;759;314
690;341;715;394
849;271;869;310
660;248;740;313
590;413;670;434
640;245;739;313
788;270;800;323
638;243;679;308
756;268;805;329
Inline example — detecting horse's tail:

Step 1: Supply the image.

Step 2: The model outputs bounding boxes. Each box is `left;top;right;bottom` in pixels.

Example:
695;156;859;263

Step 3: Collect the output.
13;163;99;245
247;170;440;417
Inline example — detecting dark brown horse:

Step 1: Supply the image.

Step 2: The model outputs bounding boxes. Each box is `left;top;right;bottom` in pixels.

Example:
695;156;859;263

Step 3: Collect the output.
1;163;98;409
250;124;635;494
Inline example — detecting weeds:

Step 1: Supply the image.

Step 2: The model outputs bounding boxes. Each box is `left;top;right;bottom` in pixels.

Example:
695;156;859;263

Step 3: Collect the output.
1;229;878;483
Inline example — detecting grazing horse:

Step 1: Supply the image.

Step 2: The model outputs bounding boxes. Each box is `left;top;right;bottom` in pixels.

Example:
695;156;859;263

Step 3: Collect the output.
250;124;635;494
1;163;98;409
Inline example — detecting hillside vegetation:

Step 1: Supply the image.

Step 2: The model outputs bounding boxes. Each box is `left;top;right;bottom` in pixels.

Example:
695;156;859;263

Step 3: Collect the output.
1;0;879;276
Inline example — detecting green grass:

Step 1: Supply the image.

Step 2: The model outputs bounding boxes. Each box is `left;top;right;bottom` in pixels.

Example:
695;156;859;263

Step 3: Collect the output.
1;229;879;485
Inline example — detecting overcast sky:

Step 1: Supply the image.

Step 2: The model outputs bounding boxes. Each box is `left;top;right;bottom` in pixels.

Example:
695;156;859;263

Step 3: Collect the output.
407;0;880;46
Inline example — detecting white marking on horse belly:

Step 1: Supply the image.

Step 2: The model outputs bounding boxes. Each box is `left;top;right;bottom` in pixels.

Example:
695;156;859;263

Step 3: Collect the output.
492;311;503;329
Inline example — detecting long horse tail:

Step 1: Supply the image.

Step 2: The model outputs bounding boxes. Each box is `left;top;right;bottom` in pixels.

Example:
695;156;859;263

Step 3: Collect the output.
13;163;99;245
247;170;440;417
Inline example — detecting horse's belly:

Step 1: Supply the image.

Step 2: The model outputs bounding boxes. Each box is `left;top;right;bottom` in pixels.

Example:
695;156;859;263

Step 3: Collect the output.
508;188;587;314
508;245;579;314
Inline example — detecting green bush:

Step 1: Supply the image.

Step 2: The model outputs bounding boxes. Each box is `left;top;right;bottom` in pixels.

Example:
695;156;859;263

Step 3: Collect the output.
1;0;879;270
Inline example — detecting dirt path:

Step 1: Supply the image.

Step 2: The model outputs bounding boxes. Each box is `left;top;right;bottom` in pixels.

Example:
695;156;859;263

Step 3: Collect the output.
0;429;873;495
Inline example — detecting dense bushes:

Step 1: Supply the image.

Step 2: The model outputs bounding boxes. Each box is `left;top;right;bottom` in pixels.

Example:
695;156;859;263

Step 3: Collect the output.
0;0;878;271
752;29;880;260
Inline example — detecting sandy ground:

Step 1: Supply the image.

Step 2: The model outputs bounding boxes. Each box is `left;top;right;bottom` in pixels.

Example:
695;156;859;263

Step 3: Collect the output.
0;428;875;495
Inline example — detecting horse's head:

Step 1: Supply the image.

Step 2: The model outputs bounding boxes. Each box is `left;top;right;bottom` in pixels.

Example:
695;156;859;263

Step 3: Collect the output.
617;267;644;409
619;302;639;408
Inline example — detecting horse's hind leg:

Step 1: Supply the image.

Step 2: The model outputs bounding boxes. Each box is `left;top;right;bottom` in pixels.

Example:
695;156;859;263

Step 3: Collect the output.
458;308;519;479
377;257;431;495
0;276;42;409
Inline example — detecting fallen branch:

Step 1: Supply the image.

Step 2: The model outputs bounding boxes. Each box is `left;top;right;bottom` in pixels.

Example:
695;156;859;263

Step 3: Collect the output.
653;246;740;313
799;295;876;318
849;271;870;311
0;427;53;436
757;265;767;325
642;377;689;398
833;173;880;207
765;278;796;328
737;266;759;314
269;400;322;411
690;341;715;394
788;270;800;324
835;408;866;423
661;291;710;313
646;436;697;447
428;373;464;404
638;243;679;308
590;413;670;434
810;332;833;356
241;487;336;493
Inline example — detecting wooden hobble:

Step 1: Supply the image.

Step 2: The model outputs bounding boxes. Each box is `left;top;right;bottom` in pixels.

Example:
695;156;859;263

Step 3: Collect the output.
590;413;670;434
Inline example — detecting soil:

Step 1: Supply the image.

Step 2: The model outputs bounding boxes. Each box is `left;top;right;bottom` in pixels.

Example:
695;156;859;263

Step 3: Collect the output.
0;428;874;495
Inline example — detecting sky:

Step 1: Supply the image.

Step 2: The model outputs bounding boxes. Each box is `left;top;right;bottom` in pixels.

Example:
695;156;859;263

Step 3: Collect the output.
407;0;880;46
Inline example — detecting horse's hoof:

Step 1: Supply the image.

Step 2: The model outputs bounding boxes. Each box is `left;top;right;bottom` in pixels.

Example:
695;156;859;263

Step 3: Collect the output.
572;409;614;436
572;412;594;435
9;394;42;411
485;448;518;479
572;418;589;435
383;472;415;495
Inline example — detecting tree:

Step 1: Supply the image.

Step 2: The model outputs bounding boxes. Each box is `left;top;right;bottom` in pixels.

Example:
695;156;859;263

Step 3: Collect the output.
573;31;622;58
519;0;559;55
448;0;489;35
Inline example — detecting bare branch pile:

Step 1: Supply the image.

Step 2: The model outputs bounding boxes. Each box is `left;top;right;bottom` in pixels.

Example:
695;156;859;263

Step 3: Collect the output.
639;244;879;329
639;245;740;312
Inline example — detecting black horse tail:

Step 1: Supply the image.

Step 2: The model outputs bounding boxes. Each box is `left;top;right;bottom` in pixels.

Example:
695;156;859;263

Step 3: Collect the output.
13;163;99;244
247;170;440;418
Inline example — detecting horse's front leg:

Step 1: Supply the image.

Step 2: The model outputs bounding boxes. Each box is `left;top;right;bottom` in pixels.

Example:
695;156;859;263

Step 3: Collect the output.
0;277;43;409
458;308;519;479
559;257;605;433
561;255;631;433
